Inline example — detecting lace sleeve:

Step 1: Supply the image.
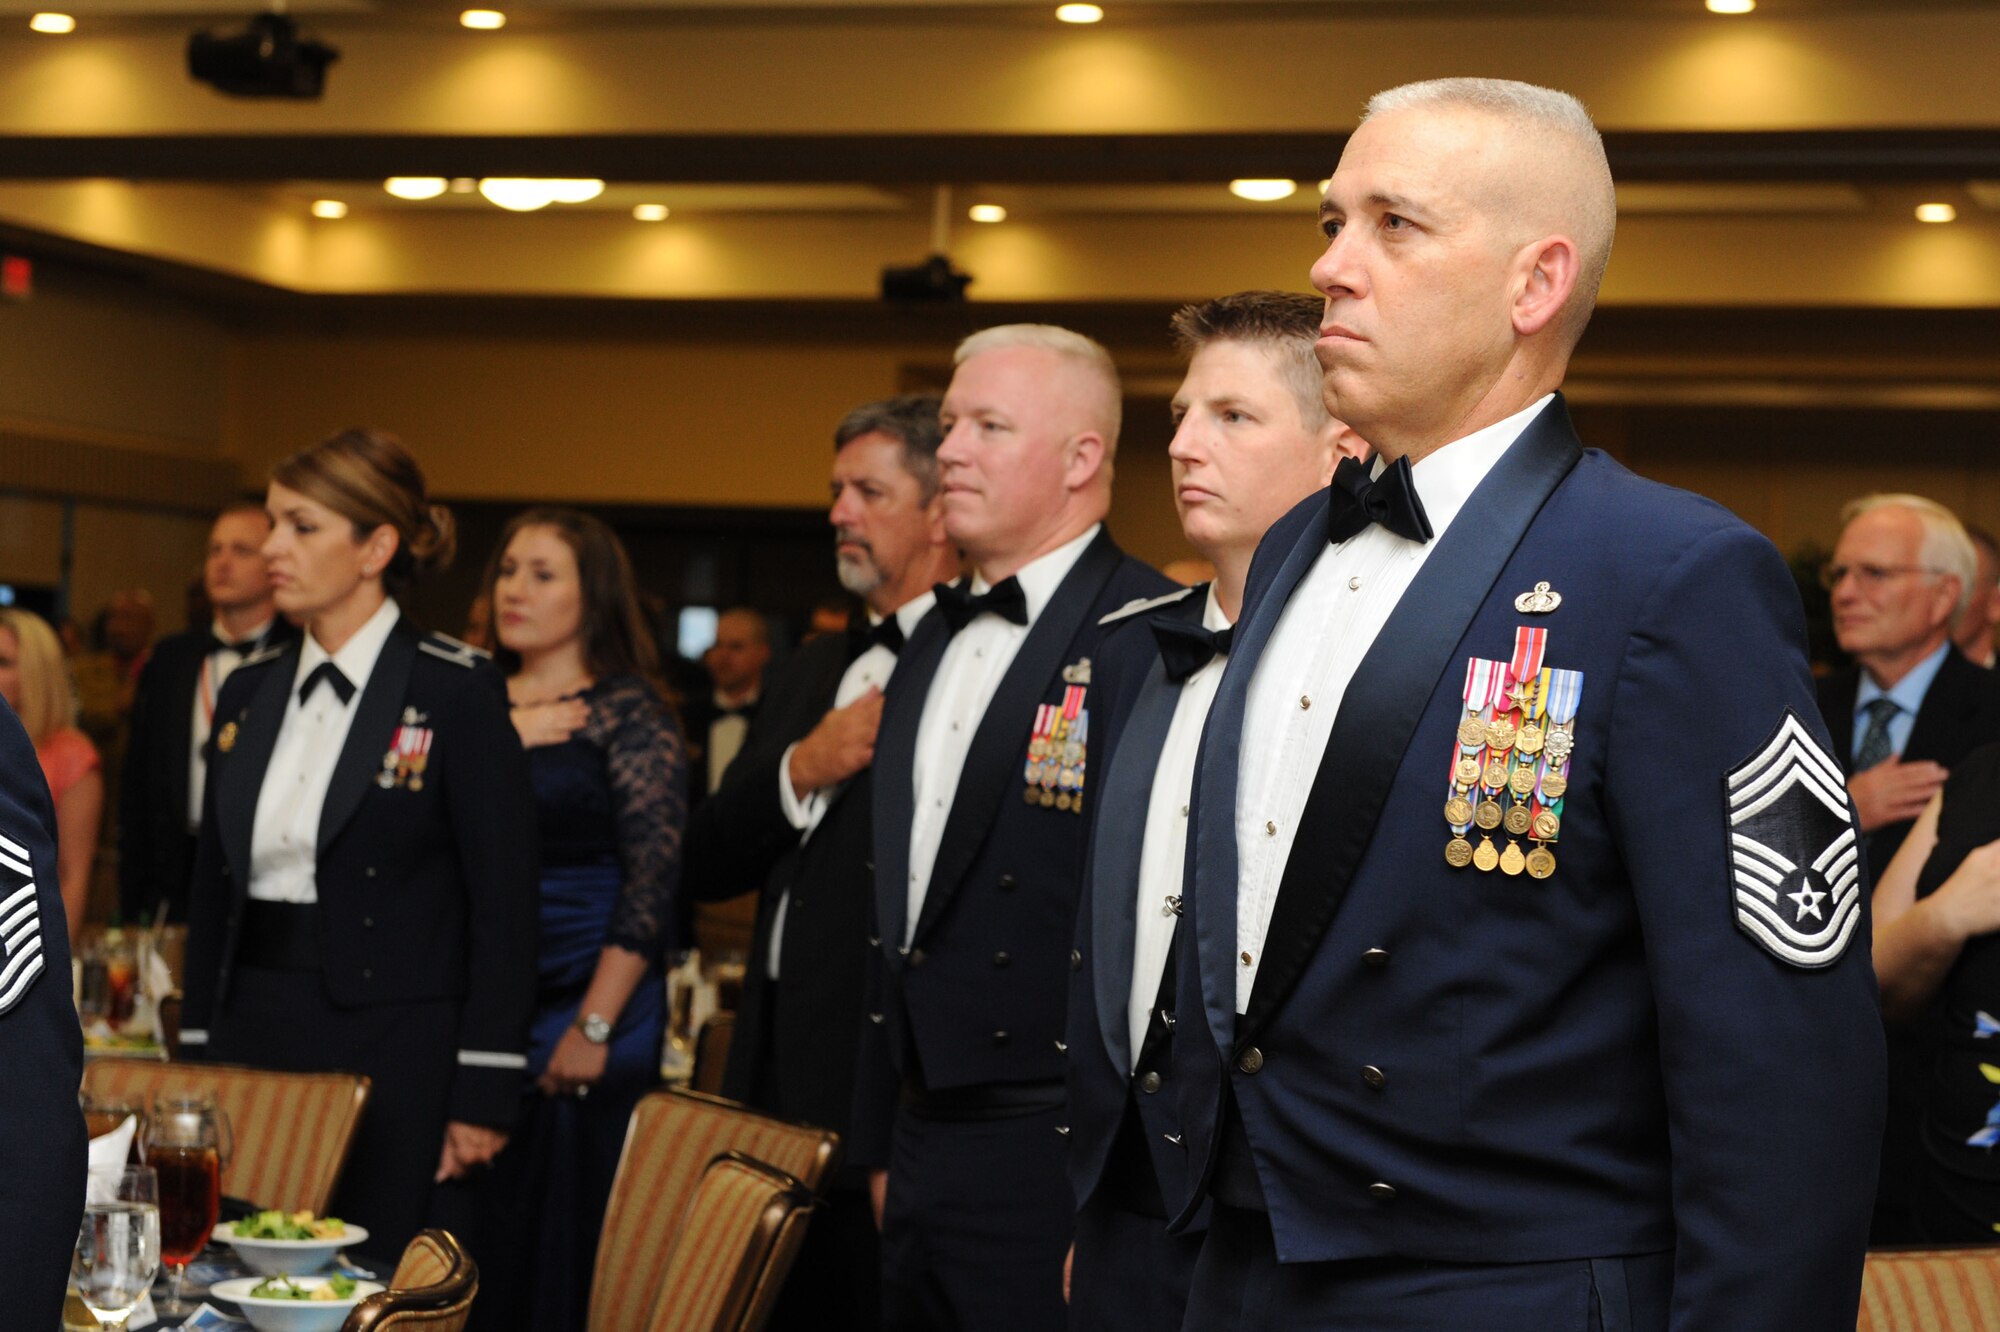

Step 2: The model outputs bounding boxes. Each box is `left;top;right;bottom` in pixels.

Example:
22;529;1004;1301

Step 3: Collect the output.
590;675;689;962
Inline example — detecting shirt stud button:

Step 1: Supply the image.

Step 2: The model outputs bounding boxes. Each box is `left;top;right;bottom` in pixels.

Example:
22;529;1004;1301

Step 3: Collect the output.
1299;696;1311;710
1348;576;1362;591
1265;820;1277;836
1240;951;1253;967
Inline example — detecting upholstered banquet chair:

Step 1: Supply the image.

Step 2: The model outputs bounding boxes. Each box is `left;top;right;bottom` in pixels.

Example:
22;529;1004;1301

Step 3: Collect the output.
1859;1248;2000;1330
643;1153;814;1332
588;1088;839;1332
342;1228;479;1332
82;1057;370;1214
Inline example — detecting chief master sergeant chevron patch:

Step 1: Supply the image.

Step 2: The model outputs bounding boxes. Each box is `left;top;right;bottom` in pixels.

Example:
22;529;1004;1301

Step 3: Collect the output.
1725;708;1862;970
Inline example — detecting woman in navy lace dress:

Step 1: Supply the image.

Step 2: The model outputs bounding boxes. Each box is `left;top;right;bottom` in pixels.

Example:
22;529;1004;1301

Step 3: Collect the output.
474;507;687;1330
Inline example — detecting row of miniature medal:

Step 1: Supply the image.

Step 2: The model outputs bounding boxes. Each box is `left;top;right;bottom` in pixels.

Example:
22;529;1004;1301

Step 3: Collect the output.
380;710;435;791
1023;685;1089;814
1443;626;1582;879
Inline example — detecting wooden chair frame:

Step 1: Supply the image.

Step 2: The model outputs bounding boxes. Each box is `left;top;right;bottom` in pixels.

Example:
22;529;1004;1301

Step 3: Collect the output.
342;1228;479;1332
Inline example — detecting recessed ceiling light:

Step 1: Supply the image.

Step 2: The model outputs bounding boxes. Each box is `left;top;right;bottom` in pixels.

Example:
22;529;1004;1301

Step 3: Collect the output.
633;204;670;222
1916;202;1958;224
460;9;506;29
1705;0;1755;13
384;177;449;201
1055;4;1104;23
449;177;478;194
1229;179;1299;203
968;204;1008;224
311;199;349;220
29;13;76;34
478;178;606;212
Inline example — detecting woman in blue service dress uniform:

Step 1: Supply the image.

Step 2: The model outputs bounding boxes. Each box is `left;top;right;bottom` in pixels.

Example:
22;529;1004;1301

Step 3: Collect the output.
180;429;539;1257
474;507;688;1331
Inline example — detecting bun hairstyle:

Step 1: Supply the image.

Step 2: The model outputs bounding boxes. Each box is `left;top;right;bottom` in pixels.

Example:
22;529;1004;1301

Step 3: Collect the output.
271;428;457;593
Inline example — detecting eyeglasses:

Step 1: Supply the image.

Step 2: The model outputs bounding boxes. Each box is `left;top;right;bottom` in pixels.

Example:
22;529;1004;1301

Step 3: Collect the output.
1818;562;1948;592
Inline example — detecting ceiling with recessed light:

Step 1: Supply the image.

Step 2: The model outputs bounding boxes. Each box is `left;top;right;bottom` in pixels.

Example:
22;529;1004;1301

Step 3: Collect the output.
0;0;1996;308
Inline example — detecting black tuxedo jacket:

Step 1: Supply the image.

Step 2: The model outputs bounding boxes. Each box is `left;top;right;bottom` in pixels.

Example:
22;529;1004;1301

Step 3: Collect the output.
0;696;87;1329
1816;647;2000;875
1065;584;1210;1219
121;619;297;924
682;630;875;1175
180;620;540;1128
850;528;1175;1167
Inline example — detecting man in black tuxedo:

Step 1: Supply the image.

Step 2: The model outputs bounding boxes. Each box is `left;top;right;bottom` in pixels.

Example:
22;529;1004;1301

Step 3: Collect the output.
1815;494;2000;1245
1815;494;2000;878
683;393;960;1327
122;500;295;924
0;695;87;1330
855;324;1174;1330
1065;291;1354;1331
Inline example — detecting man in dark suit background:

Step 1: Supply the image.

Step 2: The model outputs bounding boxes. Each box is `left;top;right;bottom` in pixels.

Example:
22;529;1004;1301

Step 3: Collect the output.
854;323;1174;1330
122;500;293;924
1170;79;1883;1329
1956;525;2000;669
1815;495;2000;1245
1816;494;2000;876
683;393;960;1327
1;694;87;1329
1064;291;1354;1331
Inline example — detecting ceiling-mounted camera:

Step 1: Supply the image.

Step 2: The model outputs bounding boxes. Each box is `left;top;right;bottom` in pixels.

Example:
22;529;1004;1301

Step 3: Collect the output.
188;12;339;100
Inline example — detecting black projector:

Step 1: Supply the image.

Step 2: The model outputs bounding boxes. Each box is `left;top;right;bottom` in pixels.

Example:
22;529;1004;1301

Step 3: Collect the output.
188;13;339;100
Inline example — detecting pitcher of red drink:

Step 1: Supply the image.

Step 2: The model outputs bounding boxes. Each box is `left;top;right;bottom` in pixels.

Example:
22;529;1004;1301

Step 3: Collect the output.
146;1093;231;1317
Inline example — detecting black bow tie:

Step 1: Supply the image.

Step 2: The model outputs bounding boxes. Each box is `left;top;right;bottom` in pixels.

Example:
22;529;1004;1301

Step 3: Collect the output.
1327;454;1434;546
206;632;258;657
298;660;356;706
1152;619;1233;684
846;615;906;663
934;577;1028;632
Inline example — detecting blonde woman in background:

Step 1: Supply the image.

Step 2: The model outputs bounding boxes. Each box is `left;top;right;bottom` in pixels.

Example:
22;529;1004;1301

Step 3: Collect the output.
0;607;102;943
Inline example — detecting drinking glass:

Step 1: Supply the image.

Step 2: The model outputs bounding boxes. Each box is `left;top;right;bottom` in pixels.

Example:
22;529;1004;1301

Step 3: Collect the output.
146;1093;231;1316
72;1164;159;1331
78;1093;146;1163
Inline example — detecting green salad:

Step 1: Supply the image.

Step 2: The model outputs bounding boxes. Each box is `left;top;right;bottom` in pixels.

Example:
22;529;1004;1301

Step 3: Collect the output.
234;1209;348;1240
248;1274;358;1301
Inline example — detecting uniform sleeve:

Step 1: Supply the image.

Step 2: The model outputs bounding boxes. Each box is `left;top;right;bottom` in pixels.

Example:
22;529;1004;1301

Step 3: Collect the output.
1604;523;1885;1329
598;679;688;963
0;700;89;1332
177;790;227;1053
439;661;541;1129
847;936;899;1170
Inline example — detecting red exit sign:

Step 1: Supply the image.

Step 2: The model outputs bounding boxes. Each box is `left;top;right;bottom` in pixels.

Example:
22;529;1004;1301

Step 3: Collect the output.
2;255;32;300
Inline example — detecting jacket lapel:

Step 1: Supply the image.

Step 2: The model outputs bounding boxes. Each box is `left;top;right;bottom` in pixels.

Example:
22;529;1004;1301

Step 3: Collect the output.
1090;654;1184;1075
317;623;415;853
1902;648;1975;766
873;612;948;954
214;642;299;894
912;530;1122;943
1239;399;1583;1037
1189;491;1331;1054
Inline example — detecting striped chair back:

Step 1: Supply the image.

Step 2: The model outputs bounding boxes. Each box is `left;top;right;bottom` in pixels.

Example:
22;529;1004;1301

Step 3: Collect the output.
589;1088;839;1332
1860;1248;2000;1330
81;1058;369;1215
342;1228;479;1332
642;1153;813;1332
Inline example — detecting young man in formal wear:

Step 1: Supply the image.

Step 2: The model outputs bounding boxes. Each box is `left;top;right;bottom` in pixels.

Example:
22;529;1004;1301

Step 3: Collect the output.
1064;291;1358;1331
1169;79;1885;1330
122;500;295;924
0;693;87;1329
853;324;1174;1330
682;393;960;1327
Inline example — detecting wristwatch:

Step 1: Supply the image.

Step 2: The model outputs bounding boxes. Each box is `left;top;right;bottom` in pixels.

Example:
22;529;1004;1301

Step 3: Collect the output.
576;1012;613;1045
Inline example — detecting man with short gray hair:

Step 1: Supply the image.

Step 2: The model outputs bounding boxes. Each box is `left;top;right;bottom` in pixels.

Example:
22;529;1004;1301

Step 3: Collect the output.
854;324;1173;1329
1170;78;1884;1328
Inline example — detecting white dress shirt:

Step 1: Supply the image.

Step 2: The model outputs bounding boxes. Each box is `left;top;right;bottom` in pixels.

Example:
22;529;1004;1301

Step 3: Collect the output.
1232;396;1552;1011
188;615;275;829
763;589;936;980
1128;583;1230;1066
905;523;1100;944
706;689;760;794
248;598;401;904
